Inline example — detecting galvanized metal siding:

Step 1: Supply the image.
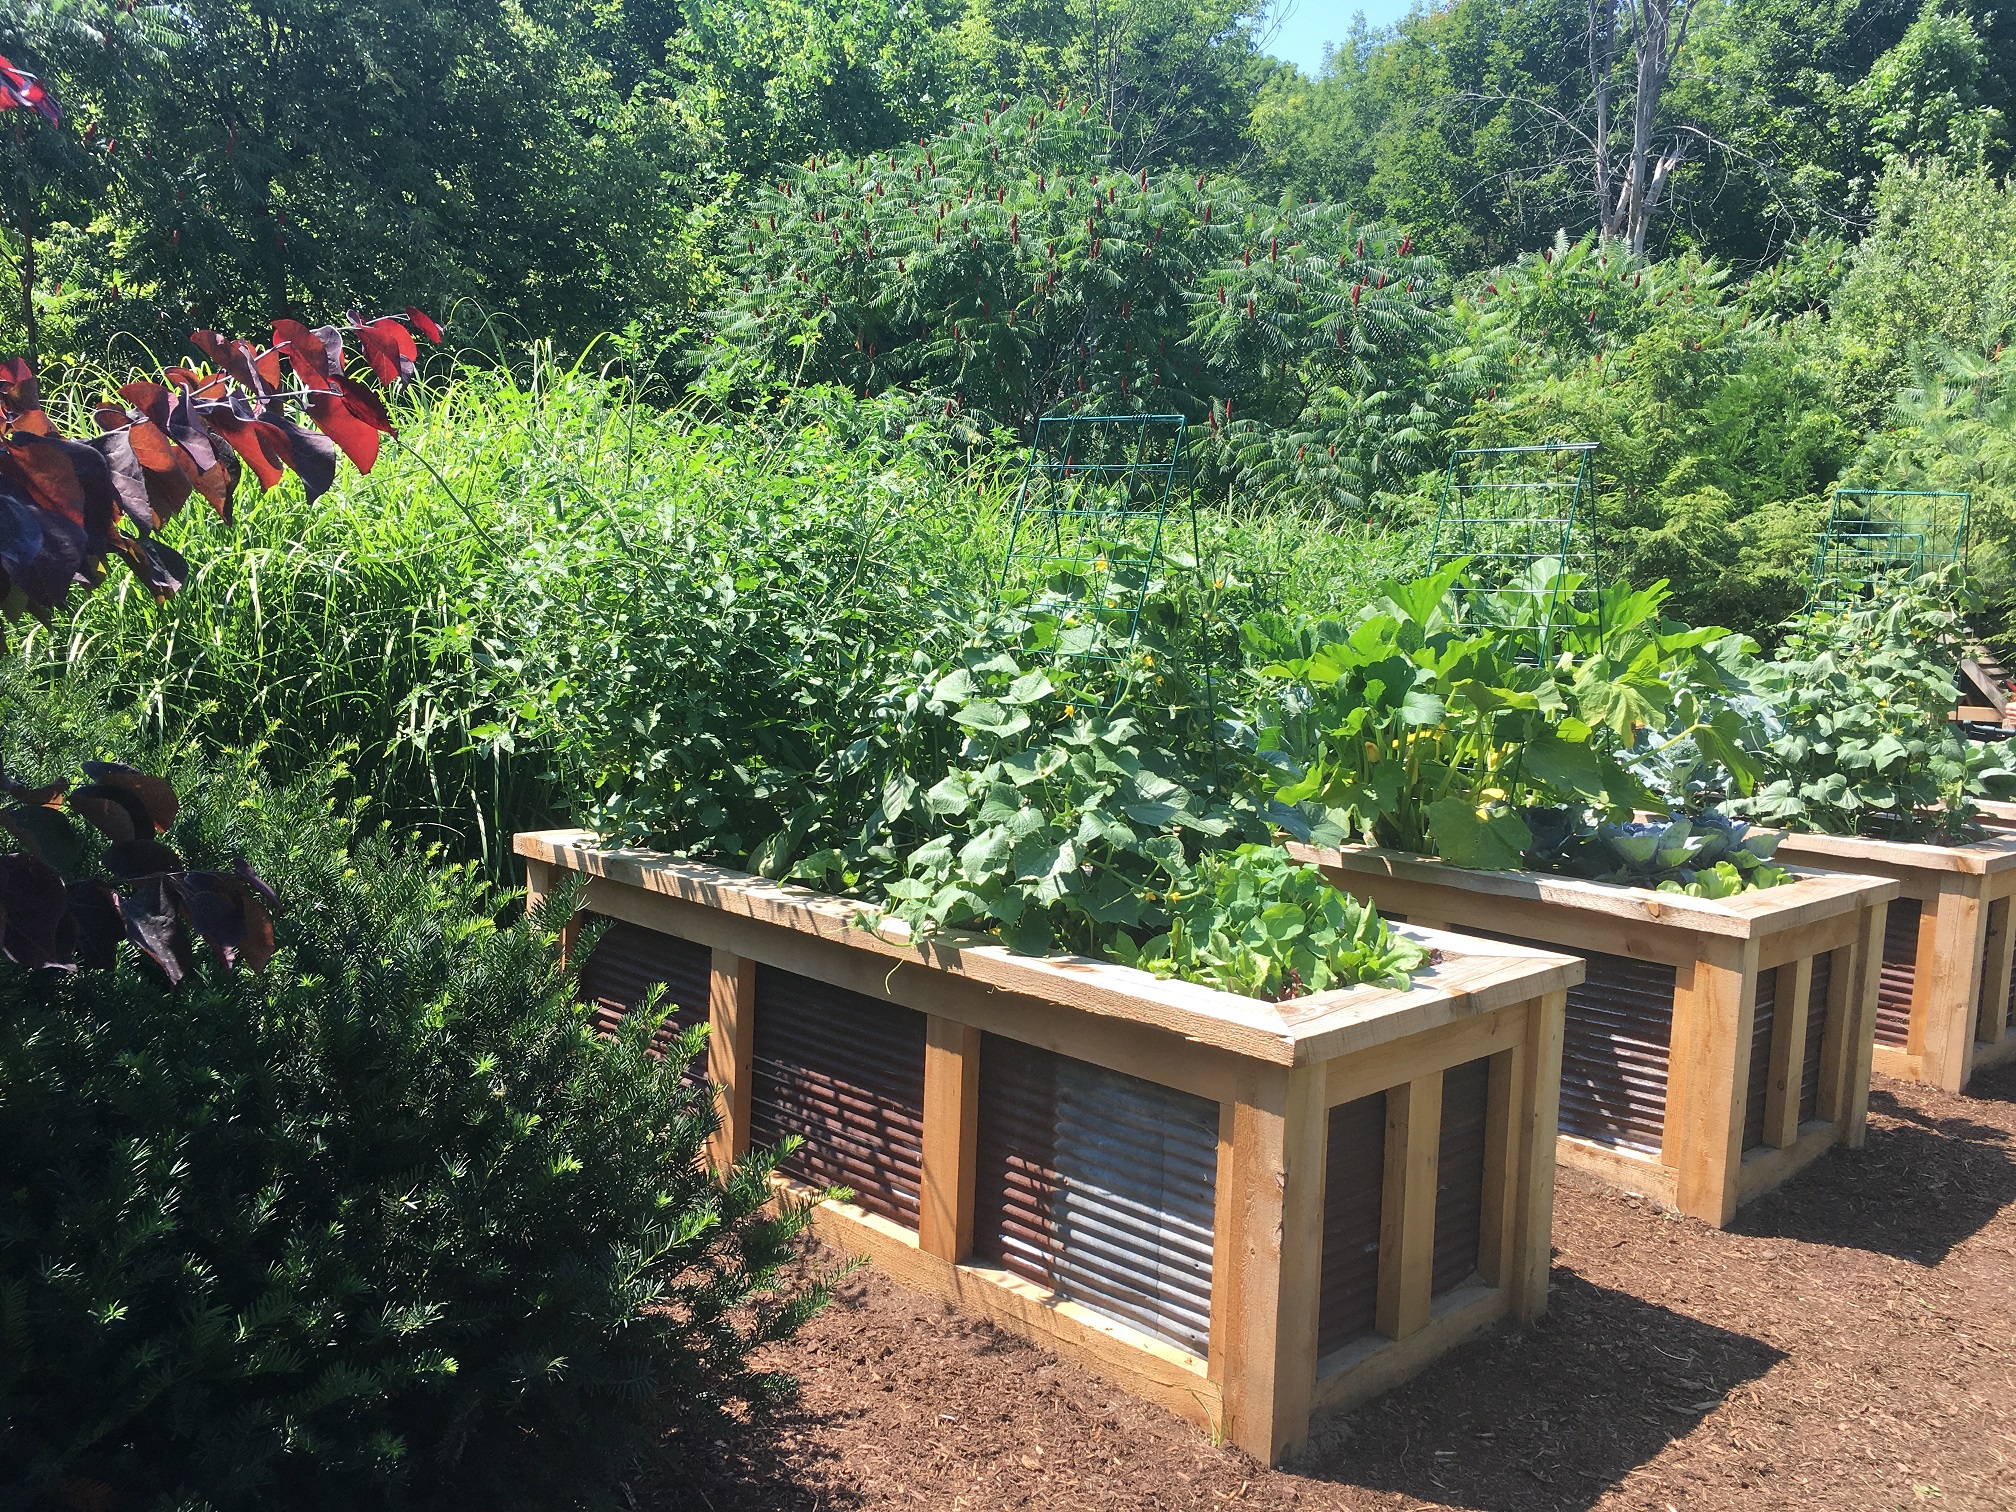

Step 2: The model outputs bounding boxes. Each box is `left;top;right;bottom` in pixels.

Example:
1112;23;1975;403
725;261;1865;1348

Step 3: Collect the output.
1560;950;1678;1154
1318;1092;1386;1357
973;1035;1219;1356
1457;928;1677;1154
1743;967;1781;1151
749;965;926;1230
1432;1057;1491;1296
1799;950;1834;1123
1876;897;1922;1048
576;918;711;1073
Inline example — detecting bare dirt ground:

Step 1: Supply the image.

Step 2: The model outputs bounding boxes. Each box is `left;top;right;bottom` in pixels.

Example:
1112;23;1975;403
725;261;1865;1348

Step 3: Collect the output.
648;1064;2016;1511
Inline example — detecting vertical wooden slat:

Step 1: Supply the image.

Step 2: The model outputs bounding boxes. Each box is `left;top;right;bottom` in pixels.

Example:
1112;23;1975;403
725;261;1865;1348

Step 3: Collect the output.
920;1015;981;1263
1511;989;1565;1321
1375;1072;1441;1341
1837;901;1885;1147
523;858;582;964
707;948;755;1170
1215;1061;1326;1465
1476;1045;1519;1289
1672;938;1758;1227
1978;894;2015;1046
1922;884;1984;1090
1764;954;1814;1149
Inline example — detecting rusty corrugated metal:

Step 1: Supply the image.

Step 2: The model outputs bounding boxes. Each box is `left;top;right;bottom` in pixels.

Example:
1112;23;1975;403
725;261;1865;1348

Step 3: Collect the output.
1743;967;1780;1151
1319;1091;1385;1356
974;1035;1218;1356
1799;949;1834;1123
750;965;926;1229
1876;897;1922;1048
1432;1057;1491;1295
1455;929;1677;1155
576;917;711;1075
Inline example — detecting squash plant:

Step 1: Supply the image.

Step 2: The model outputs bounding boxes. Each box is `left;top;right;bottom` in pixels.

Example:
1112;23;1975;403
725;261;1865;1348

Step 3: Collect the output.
1253;560;1761;872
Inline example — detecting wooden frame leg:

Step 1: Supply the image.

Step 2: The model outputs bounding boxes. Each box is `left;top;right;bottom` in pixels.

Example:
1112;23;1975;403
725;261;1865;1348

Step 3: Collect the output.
1671;938;1758;1226
1376;1071;1442;1340
920;1015;981;1263
1764;955;1814;1150
707;949;756;1171
1509;989;1564;1320
1215;1062;1326;1466
1922;883;1985;1092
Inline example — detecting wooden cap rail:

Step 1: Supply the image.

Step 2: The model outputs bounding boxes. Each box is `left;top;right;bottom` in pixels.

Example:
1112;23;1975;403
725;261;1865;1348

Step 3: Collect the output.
1772;828;2016;1092
517;829;1581;1464
1287;840;1897;1228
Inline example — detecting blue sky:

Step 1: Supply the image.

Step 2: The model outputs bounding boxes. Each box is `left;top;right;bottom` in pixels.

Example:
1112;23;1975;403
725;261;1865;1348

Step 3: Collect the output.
1262;0;1417;77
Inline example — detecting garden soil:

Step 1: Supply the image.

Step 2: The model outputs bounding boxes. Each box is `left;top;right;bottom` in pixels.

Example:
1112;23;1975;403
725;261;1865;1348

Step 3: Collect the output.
649;1065;2016;1511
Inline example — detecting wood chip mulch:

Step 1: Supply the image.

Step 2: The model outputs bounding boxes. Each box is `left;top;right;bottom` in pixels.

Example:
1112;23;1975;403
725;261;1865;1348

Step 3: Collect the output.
646;1065;2016;1511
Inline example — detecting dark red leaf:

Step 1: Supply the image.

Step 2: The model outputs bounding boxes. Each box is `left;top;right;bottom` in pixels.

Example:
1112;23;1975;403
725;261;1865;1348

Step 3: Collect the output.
91;429;159;531
82;763;178;832
0;484;85;610
405;307;442;344
4;432;117;552
118;380;172;430
65;879;124;970
305;389;382;473
0;764;66;807
259;403;338;501
0;356;42;414
109;531;187;600
232;857;284;917
68;782;148;842
177;870;248;964
119;872;189;983
0;853;75;968
272;318;339;390
240;892;275;970
1;802;88;877
102;837;184;878
194;402;289;491
93;403;130;434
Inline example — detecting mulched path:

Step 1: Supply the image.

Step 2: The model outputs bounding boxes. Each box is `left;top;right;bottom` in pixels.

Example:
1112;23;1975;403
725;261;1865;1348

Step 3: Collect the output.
649;1064;2016;1511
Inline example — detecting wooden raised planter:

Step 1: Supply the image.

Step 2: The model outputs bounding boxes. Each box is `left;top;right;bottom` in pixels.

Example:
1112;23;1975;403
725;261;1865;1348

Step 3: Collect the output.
1769;830;2016;1093
518;828;1580;1464
1285;842;1896;1228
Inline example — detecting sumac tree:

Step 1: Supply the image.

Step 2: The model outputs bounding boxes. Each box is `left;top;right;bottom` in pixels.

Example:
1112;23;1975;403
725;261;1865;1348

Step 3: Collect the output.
708;95;1461;509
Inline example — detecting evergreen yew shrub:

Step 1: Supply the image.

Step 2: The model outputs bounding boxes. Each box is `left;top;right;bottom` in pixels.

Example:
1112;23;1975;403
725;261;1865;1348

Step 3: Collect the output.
0;670;823;1511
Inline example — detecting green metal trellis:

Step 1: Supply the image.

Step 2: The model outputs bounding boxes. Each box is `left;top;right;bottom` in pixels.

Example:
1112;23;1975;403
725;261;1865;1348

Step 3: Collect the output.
1426;442;1599;654
994;413;1199;688
1808;488;1973;608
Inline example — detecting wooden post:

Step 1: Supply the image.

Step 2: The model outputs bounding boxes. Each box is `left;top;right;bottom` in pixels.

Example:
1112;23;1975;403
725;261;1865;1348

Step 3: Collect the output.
1476;1045;1519;1290
707;949;756;1171
1509;989;1565;1321
1921;883;1984;1091
1764;954;1814;1149
1671;937;1758;1227
920;1015;981;1263
1978;895;2014;1047
523;857;582;964
1375;1071;1442;1341
1215;1062;1326;1465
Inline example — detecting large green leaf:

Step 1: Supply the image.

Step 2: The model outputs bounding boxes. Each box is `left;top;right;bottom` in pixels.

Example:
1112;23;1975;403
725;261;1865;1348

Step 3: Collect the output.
1424;798;1533;871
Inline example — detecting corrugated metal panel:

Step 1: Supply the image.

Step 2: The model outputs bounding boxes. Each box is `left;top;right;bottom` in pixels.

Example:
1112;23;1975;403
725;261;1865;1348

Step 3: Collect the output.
1319;1092;1385;1356
1799;950;1834;1123
1876;897;1922;1049
1457;928;1677;1155
974;1035;1218;1356
1742;967;1780;1151
576;918;711;1075
750;965;926;1229
1432;1057;1491;1296
1560;951;1678;1155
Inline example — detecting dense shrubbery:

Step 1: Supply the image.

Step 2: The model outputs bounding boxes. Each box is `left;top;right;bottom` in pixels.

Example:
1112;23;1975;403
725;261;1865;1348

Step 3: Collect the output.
0;667;824;1509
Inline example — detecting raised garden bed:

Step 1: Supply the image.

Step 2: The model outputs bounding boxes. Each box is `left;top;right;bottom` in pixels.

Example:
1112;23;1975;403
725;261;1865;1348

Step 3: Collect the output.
517;829;1581;1464
1284;842;1896;1228
1768;830;2016;1093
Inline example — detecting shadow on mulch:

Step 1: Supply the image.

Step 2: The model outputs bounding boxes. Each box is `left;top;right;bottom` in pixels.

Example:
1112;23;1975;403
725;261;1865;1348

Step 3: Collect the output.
1730;1083;2016;1265
649;1407;861;1512
1285;1268;1785;1512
